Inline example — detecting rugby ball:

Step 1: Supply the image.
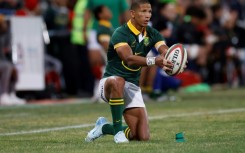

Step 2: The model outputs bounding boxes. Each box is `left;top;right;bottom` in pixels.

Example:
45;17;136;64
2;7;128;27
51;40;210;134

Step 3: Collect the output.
164;43;187;76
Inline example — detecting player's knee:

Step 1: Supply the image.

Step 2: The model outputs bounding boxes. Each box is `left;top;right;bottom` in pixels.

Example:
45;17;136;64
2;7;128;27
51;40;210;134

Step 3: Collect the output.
137;126;150;141
128;130;137;140
108;77;125;91
138;133;150;141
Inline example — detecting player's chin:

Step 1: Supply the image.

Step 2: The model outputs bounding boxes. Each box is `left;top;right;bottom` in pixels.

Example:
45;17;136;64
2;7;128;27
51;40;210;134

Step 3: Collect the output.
143;22;149;27
142;22;148;27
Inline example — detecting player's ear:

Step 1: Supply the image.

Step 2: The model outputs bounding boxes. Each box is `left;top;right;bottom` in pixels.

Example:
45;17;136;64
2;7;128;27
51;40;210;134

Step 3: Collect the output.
130;10;135;19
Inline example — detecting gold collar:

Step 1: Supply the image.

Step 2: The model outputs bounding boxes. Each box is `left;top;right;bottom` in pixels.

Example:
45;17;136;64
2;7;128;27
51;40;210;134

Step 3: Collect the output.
99;20;112;28
127;20;146;36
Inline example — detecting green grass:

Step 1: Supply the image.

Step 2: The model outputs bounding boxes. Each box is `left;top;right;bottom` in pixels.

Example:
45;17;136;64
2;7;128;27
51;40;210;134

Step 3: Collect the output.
0;89;245;153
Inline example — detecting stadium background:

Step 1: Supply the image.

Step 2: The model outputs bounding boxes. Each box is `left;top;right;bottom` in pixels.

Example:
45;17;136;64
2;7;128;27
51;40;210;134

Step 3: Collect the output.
0;0;245;103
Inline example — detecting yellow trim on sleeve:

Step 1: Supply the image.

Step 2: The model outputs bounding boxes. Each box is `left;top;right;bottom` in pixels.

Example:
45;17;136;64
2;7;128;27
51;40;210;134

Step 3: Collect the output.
98;34;110;42
114;42;128;49
154;41;166;49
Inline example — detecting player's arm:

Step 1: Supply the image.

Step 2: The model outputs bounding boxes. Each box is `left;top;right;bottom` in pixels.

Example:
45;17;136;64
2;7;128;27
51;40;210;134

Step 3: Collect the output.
154;40;169;55
116;45;173;71
98;34;111;51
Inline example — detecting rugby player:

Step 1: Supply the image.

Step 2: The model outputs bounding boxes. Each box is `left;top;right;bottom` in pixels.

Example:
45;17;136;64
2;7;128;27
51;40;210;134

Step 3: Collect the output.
85;0;174;143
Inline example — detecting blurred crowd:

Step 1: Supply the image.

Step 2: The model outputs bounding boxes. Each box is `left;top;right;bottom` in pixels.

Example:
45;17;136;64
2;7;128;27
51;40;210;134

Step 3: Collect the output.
0;0;245;105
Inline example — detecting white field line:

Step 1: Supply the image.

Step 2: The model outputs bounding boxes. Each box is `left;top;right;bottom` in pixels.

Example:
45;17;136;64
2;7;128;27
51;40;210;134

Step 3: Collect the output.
0;108;244;136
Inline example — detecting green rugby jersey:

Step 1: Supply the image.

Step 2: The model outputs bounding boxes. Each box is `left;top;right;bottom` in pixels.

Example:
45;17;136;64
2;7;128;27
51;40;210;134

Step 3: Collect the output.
97;20;114;43
103;20;166;86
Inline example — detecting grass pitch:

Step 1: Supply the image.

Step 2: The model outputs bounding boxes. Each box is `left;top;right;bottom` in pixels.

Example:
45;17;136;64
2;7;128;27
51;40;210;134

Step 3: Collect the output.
0;89;245;153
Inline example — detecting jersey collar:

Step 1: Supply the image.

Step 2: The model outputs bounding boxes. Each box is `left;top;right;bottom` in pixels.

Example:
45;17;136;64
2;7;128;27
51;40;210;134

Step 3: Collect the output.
127;20;147;37
99;20;112;28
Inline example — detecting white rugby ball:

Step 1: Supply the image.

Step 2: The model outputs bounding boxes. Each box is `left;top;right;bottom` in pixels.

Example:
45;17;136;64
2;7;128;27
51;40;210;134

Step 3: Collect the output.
164;43;187;76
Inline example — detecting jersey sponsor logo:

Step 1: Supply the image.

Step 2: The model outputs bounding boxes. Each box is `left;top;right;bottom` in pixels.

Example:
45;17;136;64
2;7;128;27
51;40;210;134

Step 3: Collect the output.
115;120;121;123
135;52;142;55
131;40;136;48
144;37;149;46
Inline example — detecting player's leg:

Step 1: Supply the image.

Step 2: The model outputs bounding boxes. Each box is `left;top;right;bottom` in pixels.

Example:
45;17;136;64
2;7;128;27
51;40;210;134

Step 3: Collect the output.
123;107;150;141
103;76;129;143
85;76;128;143
121;81;149;141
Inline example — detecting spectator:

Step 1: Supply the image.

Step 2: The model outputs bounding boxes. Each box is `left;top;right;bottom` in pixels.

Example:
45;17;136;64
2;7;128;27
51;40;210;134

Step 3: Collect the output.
176;6;210;79
83;0;130;99
0;14;25;105
153;1;178;46
15;0;41;16
43;0;69;31
69;0;94;97
91;5;114;102
94;5;113;52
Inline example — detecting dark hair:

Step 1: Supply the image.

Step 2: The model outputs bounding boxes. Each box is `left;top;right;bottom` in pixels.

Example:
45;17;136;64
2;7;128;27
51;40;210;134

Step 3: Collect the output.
130;0;150;10
93;5;104;20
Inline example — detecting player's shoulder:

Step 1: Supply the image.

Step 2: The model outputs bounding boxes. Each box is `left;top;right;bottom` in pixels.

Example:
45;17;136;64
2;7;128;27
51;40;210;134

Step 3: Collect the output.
112;24;129;37
97;24;109;31
114;24;128;33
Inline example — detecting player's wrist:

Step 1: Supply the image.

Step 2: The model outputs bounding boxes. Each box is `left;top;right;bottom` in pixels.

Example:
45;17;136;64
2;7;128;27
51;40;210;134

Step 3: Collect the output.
146;57;156;66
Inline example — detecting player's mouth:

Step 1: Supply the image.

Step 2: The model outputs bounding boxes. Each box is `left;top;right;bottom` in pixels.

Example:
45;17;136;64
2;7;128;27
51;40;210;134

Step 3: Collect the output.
144;20;149;24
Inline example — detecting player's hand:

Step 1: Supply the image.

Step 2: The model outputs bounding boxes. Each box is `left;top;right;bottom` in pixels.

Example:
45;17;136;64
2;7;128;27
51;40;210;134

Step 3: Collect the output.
155;56;173;71
163;58;173;71
184;60;188;69
180;60;188;73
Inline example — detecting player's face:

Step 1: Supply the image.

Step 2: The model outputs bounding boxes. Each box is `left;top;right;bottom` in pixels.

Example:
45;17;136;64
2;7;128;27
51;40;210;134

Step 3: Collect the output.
133;3;152;27
102;6;112;20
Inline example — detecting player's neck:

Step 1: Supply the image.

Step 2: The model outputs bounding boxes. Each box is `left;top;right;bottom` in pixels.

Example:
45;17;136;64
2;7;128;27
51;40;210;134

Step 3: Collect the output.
131;19;144;34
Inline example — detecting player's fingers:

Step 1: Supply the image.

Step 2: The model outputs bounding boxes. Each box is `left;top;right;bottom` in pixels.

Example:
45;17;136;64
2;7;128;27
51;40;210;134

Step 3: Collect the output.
163;59;173;67
183;60;188;69
167;61;174;68
163;66;172;71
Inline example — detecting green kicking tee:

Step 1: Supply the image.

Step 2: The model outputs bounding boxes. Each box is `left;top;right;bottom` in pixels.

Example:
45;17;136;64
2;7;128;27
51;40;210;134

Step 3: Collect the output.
103;20;166;86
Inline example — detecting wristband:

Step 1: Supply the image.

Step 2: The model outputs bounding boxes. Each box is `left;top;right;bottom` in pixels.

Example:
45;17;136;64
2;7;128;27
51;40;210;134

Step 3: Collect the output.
146;57;156;66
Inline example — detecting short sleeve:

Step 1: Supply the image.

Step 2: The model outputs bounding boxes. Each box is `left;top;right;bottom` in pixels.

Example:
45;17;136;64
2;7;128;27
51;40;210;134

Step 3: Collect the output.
98;34;111;42
152;28;166;50
111;28;128;49
119;0;129;14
